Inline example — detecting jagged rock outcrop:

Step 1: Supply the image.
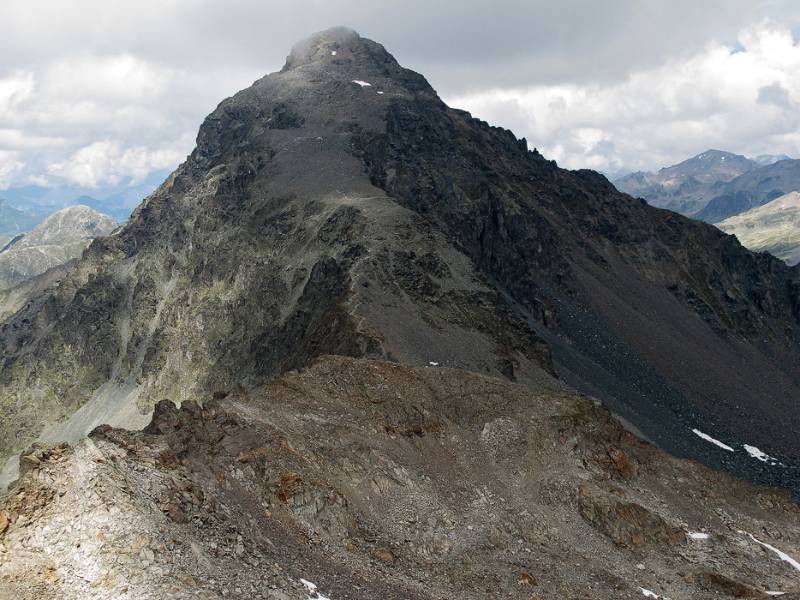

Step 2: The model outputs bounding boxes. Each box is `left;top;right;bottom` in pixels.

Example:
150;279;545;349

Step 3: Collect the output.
1;27;799;497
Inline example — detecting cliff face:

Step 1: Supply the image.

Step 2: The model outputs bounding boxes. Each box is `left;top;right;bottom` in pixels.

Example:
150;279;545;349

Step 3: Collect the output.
0;28;799;495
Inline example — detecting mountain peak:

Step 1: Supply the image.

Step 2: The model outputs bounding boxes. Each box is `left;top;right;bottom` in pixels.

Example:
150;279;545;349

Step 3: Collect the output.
688;149;747;163
280;27;407;80
278;27;433;94
649;149;758;188
28;204;116;242
4;28;800;600
283;26;363;69
187;28;436;176
696;148;731;157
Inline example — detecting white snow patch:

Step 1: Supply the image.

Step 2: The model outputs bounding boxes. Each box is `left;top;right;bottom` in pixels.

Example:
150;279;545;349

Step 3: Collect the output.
688;532;709;540
744;532;800;573
692;428;735;452
639;588;660;598
377;91;384;94
428;361;439;366
352;79;372;87
743;444;780;465
331;51;337;56
766;592;787;596
301;579;332;600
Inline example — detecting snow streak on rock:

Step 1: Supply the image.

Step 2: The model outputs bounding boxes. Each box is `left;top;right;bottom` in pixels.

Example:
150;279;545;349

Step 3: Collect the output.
692;429;735;452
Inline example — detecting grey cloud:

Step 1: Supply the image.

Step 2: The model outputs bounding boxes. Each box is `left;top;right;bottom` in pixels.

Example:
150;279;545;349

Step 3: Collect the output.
758;82;792;108
0;1;781;94
1;0;800;187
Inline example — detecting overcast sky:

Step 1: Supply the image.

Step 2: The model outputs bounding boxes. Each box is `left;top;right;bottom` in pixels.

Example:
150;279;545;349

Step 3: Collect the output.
2;0;800;190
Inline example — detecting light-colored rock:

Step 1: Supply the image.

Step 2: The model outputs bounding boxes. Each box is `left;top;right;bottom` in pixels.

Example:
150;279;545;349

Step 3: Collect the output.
717;191;800;265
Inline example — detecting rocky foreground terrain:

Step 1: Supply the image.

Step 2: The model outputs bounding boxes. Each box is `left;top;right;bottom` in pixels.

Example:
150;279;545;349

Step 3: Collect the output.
2;356;800;599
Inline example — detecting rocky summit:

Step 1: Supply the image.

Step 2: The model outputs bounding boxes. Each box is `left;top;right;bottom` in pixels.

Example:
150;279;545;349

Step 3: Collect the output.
1;27;800;599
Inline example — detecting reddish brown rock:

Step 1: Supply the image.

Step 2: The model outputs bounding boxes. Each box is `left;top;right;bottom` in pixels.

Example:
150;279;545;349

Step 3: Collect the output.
578;485;684;548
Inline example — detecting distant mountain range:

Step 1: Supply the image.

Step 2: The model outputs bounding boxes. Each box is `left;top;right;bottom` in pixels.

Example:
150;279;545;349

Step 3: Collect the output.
752;153;792;166
0;173;161;276
0;205;116;289
614;150;800;222
0;200;41;239
695;158;800;222
717;191;800;266
0;169;169;223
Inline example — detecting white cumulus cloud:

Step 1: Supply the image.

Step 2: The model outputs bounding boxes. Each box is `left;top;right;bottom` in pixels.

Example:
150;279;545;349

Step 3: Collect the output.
47;138;190;187
0;52;235;189
0;150;24;188
447;22;800;175
0;72;34;115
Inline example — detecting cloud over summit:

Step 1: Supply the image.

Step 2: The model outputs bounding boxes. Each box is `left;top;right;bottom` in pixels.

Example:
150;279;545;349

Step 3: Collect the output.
0;1;799;188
